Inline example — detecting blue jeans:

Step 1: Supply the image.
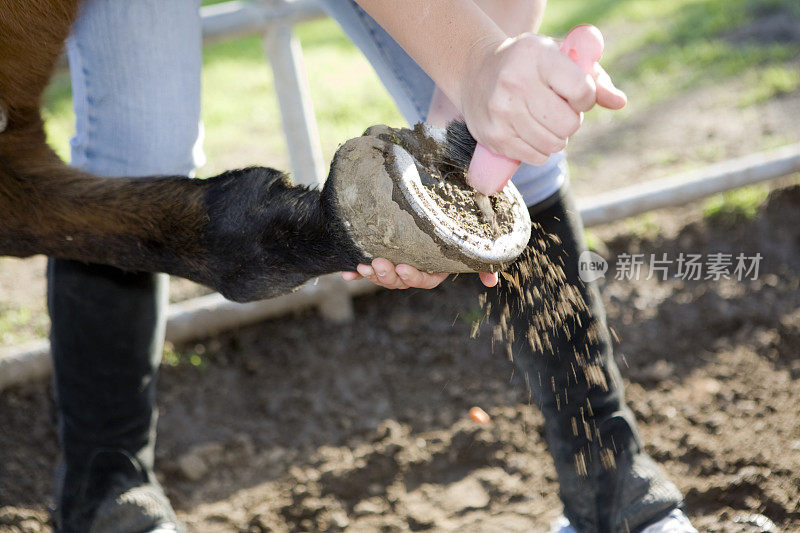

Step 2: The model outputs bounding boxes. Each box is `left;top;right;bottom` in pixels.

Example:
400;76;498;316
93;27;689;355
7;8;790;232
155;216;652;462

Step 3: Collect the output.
68;0;203;177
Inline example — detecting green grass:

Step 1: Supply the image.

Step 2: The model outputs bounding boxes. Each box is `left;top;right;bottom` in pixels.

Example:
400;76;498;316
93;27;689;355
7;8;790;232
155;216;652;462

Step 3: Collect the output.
162;343;209;369
542;0;800;107
460;307;486;326
584;230;603;252
624;212;661;240
702;184;770;223
739;65;800;106
196;21;402;176
0;306;49;346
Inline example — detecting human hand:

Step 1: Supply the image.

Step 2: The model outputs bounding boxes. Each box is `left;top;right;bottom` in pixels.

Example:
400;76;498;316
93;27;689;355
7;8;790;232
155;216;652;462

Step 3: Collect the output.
459;32;627;169
591;61;627;110
341;258;498;289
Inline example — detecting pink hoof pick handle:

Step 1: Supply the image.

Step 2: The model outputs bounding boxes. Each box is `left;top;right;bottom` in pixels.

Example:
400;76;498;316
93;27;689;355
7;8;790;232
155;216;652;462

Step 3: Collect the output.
468;24;605;195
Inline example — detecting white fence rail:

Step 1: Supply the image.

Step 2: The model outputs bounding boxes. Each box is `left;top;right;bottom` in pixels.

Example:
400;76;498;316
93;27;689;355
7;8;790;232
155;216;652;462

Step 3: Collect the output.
201;0;325;43
578;143;800;226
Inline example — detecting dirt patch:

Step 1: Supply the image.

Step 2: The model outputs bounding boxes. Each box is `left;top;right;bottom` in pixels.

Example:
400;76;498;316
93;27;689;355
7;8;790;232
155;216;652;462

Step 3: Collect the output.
1;185;799;532
383;123;516;240
424;180;514;240
566;81;800;196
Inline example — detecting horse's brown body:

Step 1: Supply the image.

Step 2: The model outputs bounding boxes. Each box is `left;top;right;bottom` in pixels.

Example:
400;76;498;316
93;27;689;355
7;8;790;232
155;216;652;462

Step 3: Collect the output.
0;0;367;301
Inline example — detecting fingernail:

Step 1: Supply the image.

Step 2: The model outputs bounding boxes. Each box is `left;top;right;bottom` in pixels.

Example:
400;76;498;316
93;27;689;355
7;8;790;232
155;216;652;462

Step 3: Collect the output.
399;273;409;280
376;269;387;277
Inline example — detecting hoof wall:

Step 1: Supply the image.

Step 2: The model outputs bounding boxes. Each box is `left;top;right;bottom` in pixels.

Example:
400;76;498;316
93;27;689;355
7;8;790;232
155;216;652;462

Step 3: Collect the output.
328;123;531;273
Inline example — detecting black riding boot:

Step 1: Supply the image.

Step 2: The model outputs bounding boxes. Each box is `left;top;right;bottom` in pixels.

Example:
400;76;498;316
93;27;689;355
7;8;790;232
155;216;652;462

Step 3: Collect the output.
493;189;682;533
48;259;179;532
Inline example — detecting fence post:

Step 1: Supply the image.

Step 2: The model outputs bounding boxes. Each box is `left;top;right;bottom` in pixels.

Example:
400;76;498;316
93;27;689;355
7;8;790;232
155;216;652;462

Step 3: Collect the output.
262;6;323;187
262;0;354;322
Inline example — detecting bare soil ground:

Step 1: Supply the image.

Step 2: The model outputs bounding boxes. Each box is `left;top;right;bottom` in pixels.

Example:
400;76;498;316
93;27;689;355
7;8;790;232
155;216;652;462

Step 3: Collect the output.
1;49;799;533
2;184;800;532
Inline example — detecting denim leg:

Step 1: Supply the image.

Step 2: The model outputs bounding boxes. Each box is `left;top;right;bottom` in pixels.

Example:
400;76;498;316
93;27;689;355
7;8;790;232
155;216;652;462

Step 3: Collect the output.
50;1;201;530
67;0;203;177
495;189;683;532
317;0;434;125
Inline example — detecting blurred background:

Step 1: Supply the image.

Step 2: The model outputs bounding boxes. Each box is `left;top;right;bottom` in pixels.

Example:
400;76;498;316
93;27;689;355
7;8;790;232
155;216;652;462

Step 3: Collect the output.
1;0;799;531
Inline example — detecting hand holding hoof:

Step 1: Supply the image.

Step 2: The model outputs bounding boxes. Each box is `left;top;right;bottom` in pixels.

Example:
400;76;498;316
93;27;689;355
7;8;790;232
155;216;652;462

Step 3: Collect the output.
342;260;498;289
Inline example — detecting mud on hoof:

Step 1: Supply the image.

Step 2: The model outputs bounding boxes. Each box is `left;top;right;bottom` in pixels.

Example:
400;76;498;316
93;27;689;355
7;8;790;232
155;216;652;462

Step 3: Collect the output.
326;123;531;274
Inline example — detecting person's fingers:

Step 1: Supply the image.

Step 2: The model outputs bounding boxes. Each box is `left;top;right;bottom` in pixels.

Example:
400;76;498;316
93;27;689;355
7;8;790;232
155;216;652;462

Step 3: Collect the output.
396;264;449;289
357;263;380;285
372;258;409;289
511;111;568;157
349;264;490;289
395;264;426;287
540;52;597;113
487;131;550;167
593;63;627;110
357;262;407;289
525;88;583;139
479;272;499;287
356;260;449;290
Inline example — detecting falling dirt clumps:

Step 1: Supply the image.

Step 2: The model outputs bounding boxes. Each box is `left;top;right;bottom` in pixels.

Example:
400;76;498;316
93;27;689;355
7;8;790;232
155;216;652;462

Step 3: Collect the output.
482;219;615;476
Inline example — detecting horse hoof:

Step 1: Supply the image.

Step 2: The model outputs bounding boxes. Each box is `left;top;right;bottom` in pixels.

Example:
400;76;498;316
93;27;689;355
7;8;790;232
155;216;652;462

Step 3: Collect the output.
328;123;531;273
